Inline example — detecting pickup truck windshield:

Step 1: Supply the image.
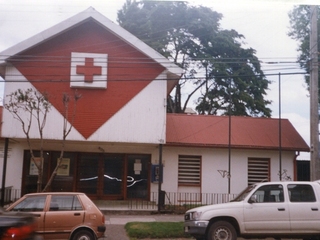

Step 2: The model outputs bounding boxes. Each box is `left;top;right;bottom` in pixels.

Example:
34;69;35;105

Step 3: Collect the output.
232;184;256;202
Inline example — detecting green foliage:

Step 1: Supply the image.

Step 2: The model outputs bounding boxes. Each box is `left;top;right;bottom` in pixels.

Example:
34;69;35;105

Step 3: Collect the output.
125;221;191;239
5;88;51;117
288;5;320;95
118;0;271;117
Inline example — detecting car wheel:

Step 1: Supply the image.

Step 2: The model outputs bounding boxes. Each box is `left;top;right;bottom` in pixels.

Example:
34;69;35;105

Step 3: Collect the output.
207;221;237;240
72;229;95;240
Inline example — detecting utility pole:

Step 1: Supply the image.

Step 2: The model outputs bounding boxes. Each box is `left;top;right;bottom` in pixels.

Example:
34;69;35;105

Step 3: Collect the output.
310;5;319;180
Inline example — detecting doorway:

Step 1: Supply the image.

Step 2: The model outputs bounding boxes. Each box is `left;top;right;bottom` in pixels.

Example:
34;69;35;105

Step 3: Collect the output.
76;153;150;200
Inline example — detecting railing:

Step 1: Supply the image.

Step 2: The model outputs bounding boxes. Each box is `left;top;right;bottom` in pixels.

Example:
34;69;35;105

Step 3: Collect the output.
95;192;238;212
0;189;237;212
152;191;238;212
0;187;21;206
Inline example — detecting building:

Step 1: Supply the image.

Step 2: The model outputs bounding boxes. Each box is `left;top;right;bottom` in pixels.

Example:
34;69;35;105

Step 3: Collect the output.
0;8;309;204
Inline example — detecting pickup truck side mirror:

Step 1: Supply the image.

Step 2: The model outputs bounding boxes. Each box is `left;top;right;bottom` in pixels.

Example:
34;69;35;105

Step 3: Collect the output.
248;195;257;204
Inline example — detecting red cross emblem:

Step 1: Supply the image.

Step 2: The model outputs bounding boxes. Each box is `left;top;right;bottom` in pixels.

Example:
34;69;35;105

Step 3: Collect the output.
70;52;108;89
76;58;102;83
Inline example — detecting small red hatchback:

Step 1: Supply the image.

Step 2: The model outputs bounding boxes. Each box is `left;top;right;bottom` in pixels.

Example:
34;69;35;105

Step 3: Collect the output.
6;192;106;240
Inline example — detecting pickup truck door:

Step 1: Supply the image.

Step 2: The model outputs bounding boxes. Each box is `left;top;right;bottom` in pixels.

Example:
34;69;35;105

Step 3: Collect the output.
287;184;320;233
243;184;290;233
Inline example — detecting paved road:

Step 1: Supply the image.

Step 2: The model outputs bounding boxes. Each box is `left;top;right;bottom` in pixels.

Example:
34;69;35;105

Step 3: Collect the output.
103;214;299;240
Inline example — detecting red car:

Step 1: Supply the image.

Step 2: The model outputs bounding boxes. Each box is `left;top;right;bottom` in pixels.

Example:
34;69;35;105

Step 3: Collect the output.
0;208;39;239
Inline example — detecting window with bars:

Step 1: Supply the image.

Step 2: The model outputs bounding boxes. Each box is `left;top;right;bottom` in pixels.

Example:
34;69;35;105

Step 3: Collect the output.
248;158;270;185
178;155;201;186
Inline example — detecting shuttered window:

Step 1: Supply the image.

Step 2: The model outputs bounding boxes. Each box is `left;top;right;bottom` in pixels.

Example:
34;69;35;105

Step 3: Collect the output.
178;155;201;186
248;158;270;185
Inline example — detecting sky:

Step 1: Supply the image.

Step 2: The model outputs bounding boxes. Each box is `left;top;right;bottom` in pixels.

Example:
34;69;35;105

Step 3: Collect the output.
0;0;317;160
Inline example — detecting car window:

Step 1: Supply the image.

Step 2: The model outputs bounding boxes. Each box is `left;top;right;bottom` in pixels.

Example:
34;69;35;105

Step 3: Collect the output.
11;195;46;212
250;184;284;203
50;195;83;211
288;184;316;202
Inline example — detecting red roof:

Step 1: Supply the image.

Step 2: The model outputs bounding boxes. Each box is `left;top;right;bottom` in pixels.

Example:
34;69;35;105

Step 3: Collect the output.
166;114;309;151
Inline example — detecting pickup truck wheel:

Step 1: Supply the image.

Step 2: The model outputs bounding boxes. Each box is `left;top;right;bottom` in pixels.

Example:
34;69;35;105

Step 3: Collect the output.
208;221;237;240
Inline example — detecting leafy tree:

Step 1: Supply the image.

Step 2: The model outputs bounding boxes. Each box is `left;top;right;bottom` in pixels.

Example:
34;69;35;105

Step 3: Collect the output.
288;5;320;97
4;88;81;192
117;0;271;116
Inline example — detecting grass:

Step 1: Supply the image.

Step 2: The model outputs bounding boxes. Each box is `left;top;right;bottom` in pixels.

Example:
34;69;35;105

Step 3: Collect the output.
125;221;192;239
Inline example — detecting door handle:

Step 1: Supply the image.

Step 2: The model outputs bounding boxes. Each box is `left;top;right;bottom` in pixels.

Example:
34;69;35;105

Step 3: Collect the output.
33;214;41;217
74;213;81;216
311;208;318;211
278;208;285;211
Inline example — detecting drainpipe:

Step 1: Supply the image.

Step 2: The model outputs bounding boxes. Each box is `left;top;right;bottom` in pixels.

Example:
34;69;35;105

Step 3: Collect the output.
158;144;163;213
293;151;300;181
1;138;9;207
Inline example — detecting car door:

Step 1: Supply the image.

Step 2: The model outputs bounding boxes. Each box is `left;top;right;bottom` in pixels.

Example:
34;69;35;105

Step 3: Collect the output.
8;195;47;235
287;184;320;233
243;184;290;233
44;194;85;239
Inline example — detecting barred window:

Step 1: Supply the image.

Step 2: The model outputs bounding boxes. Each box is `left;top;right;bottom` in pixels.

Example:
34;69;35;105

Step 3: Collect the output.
178;155;201;186
248;158;270;185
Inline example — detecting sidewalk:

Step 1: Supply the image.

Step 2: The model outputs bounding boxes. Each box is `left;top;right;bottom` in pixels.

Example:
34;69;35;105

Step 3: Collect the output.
104;213;186;240
105;213;184;225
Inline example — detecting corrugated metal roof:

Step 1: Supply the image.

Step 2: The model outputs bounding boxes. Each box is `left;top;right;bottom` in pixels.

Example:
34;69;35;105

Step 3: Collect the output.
166;113;310;151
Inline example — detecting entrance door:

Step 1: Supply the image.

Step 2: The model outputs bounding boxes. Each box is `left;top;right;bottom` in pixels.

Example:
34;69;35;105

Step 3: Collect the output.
77;154;99;195
126;155;150;200
76;153;150;200
103;154;125;199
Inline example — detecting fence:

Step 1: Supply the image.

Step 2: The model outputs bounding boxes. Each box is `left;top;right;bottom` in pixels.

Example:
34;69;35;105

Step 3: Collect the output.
0;189;238;212
0;187;21;206
95;191;238;212
151;191;238;212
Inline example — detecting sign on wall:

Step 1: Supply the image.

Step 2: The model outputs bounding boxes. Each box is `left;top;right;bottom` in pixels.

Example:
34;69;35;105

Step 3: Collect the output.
70;52;108;89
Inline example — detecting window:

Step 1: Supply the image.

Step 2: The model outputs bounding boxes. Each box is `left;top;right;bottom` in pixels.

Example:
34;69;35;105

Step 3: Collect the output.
248;158;270;185
50;195;83;211
12;195;46;212
251;184;284;203
178;155;201;186
288;184;316;202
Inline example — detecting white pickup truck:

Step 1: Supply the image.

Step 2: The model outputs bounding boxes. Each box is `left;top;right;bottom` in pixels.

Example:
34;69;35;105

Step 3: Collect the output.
184;180;320;240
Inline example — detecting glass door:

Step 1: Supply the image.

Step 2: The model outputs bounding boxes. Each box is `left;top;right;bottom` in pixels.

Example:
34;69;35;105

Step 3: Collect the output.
126;155;150;199
103;154;124;199
77;154;99;194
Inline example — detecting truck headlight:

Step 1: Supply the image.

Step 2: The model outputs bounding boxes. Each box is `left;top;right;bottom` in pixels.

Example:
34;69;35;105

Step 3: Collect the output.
191;211;202;220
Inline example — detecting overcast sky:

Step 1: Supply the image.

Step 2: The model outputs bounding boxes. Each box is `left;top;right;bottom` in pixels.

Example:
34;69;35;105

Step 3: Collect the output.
0;0;317;159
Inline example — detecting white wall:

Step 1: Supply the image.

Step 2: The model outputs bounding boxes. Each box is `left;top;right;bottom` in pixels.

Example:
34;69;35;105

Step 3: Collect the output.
161;146;297;195
0;138;297;197
0;141;26;190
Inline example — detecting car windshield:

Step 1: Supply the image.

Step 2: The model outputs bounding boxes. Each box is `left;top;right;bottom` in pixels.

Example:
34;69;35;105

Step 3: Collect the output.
231;184;257;202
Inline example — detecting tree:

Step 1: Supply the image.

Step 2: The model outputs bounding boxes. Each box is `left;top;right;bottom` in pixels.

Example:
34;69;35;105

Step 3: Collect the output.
117;0;271;117
288;5;320;97
4;88;81;192
42;91;81;192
